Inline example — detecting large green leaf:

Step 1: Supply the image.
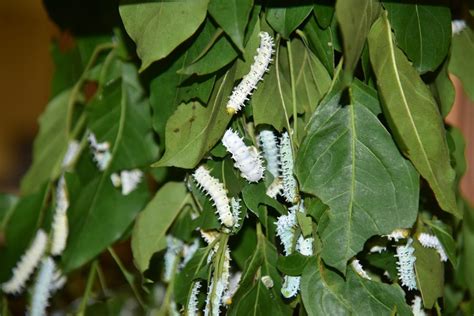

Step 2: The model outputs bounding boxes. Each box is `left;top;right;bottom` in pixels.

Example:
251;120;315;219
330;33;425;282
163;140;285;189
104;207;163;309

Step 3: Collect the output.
61;174;148;272
208;0;253;50
368;14;460;218
413;240;444;308
295;91;419;272
266;5;313;39
132;182;188;273
119;0;209;71
449;26;474;101
300;257;411;316
20;90;71;194
336;0;380;74
153;67;236;169
384;2;451;73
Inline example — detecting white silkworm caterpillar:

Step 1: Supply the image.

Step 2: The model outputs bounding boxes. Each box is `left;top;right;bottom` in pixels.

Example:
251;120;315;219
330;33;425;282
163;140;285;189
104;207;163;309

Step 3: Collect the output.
226;32;274;114
411;296;426;316
187;281;201;316
61;140;80;168
120;169;143;195
296;236;313;256
417;233;448;262
193;166;234;227
222;129;265;183
230;197;242;229
163;236;184;282
223;272;241;306
383;228;410;242
204;247;230;316
29;257;56;316
369;246;387;253
2;230;48;294
280;132;298;203
275;209;298;256
51;176;69;256
281;275;300;299
452;20;467;35
258;130;280;178
88;132;111;171
351;259;371;280
395;238;417;290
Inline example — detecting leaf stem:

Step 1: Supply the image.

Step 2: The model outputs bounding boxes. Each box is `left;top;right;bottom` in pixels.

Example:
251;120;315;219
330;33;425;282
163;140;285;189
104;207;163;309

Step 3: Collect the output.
274;36;292;136
286;40;298;148
77;260;98;316
107;247;146;310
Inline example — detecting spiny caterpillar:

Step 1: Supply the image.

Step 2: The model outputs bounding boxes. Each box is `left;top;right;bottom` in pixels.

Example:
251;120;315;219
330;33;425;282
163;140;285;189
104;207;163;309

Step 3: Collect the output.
226;32;274;114
222;129;264;183
88;132;111;171
395;238;417;290
51;176;69;256
163;235;184;282
351;259;371;280
258;129;280;178
280;132;299;203
29;257;56;316
411;296;426;316
230;197;242;229
452;20;467;35
281;275;300;298
193;166;234;228
187;281;201;316
2;230;48;294
384;228;410;242
417;233;448;262
61;140;80;169
275;209;298;256
204;246;231;316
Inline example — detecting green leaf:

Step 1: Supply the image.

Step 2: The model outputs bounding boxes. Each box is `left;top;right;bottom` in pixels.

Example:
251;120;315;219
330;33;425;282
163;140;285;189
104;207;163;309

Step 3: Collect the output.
449;27;474;101
368;14;460;218
384;2;451;73
251;46;292;131
242;182;285;216
131;182;188;273
295;92;419;272
413;239;444;308
62;173;148;272
0;186;47;281
426;219;457;267
335;0;381;74
179;27;239;75
88;62;158;171
447;127;466;181
432;60;455;118
208;0;253;50
351;79;381;115
314;2;335;29
277;252;310;276
301;15;336;75
20;90;70;194
119;0;209;71
300;257;412;316
153;67;236;169
266;5;313;39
